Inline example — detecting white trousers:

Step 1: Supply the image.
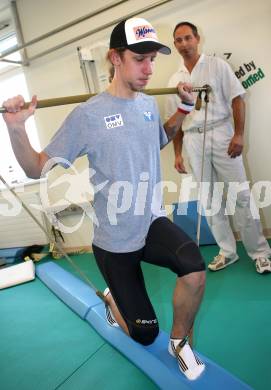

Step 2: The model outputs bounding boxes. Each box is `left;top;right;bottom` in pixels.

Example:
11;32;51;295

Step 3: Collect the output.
183;122;271;260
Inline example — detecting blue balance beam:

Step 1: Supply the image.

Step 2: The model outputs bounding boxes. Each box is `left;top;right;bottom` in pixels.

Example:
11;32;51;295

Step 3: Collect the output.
36;262;252;390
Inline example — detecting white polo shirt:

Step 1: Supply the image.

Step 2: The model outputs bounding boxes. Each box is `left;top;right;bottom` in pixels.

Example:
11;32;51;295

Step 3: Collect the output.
165;54;245;131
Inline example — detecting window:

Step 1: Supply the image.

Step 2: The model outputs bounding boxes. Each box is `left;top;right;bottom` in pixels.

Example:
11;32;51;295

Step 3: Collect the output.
0;34;41;187
0;32;20;72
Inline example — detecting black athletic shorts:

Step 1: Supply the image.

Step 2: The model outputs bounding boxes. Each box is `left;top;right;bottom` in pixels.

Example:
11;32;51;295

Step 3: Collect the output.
92;217;205;343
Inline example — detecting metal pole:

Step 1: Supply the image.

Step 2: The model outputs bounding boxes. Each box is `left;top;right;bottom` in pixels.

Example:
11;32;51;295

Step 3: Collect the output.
0;0;129;59
196;89;211;247
10;0;29;65
0;58;22;65
26;0;173;62
77;47;92;93
0;86;211;113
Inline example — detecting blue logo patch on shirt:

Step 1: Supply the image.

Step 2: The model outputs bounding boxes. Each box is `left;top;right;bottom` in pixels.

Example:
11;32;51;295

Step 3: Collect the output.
104;113;124;129
143;111;154;121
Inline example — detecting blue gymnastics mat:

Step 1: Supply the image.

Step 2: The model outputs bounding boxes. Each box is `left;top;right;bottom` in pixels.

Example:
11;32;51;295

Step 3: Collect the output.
173;201;216;245
0;247;26;264
36;262;252;390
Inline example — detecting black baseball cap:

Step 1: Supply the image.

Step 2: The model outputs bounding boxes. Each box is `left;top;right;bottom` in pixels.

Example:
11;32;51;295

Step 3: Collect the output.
110;17;171;55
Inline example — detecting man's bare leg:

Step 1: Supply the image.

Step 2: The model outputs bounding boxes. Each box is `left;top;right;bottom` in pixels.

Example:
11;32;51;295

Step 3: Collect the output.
171;271;205;338
105;271;205;340
169;271;206;380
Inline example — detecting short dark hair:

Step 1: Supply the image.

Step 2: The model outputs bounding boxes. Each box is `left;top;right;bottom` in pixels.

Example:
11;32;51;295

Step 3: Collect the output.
173;22;198;38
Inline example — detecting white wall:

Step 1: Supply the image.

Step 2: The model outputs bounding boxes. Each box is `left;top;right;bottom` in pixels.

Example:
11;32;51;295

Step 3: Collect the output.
5;0;271;246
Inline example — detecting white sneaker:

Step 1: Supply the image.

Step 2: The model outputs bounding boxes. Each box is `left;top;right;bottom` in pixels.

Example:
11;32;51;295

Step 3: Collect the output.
168;337;205;380
255;257;271;274
208;254;239;271
104;288;119;327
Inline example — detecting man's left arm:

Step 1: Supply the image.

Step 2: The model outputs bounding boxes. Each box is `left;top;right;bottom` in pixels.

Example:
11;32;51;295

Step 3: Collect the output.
164;110;188;142
228;95;246;158
163;82;194;141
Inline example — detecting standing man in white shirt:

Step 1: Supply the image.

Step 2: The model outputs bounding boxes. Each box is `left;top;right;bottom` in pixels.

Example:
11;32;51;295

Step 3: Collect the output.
165;21;271;274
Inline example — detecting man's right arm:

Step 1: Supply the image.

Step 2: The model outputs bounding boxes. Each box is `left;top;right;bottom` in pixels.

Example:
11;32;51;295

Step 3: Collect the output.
173;129;187;174
165;82;188;174
2;95;50;179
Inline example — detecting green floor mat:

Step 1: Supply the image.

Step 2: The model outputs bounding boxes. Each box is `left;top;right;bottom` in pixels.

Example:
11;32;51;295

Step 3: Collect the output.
0;279;103;390
1;240;270;390
57;344;157;390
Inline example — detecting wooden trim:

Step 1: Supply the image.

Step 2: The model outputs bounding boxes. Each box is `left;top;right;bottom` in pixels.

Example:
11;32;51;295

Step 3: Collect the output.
61;245;92;253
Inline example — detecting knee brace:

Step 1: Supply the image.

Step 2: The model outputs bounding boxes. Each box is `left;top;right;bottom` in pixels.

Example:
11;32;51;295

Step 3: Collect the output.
176;241;206;276
128;321;159;346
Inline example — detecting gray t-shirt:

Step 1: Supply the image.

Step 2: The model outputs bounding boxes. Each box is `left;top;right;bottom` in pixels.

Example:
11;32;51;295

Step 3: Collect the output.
44;91;168;252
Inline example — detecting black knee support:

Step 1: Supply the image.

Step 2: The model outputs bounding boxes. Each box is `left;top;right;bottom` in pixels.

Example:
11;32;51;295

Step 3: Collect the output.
176;241;206;276
128;321;159;346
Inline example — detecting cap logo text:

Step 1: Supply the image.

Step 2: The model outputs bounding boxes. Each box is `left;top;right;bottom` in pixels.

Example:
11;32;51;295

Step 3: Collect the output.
134;25;157;41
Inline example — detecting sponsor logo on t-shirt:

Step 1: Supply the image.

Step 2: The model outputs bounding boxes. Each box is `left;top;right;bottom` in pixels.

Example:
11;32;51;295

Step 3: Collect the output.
143;111;154;121
104;114;124;129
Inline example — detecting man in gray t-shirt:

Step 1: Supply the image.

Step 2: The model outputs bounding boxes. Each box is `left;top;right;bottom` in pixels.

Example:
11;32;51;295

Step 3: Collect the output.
44;91;168;253
3;17;206;381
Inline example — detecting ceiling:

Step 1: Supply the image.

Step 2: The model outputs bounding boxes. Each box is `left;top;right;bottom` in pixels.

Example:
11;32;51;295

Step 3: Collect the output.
0;0;14;39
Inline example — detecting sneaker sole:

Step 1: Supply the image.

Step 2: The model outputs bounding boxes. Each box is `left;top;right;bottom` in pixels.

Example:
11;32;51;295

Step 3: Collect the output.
208;257;239;272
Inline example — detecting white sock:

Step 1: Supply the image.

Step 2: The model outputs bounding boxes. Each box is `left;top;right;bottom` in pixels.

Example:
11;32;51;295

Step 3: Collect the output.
168;337;205;380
